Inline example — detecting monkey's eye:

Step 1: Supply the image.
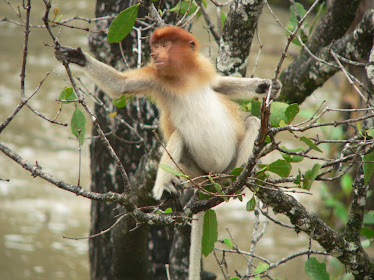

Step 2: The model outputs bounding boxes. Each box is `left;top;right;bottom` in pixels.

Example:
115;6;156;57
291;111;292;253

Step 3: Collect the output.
162;42;169;48
153;43;159;49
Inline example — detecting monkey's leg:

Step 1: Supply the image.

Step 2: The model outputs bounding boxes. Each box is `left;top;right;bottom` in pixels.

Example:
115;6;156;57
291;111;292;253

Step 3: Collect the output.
153;131;185;200
235;116;261;167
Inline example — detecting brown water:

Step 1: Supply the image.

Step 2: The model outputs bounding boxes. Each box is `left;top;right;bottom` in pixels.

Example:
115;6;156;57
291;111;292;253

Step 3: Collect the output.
0;1;362;279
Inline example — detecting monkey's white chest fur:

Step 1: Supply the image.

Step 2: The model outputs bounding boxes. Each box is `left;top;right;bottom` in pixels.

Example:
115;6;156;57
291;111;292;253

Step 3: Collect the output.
168;86;238;173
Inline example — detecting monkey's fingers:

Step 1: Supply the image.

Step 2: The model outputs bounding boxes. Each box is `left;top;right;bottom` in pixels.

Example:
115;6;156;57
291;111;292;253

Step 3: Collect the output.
255;80;271;94
54;46;87;66
270;80;282;99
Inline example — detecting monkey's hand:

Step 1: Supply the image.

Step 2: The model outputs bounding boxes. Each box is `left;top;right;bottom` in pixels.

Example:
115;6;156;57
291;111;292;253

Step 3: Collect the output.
54;46;87;67
255;79;282;99
153;179;180;201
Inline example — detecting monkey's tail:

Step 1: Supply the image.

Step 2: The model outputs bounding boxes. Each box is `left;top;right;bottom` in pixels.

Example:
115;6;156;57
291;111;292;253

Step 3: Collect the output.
188;211;205;280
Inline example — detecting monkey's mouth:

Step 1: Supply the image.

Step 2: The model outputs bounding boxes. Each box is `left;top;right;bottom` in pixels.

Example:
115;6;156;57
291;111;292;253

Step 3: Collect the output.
153;61;166;68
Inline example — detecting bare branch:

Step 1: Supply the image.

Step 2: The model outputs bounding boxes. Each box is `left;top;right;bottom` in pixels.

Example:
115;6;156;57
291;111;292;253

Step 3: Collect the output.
42;0;132;194
272;0;321;82
140;0;166;27
330;49;367;102
0;142;191;227
20;0;31;99
200;3;220;44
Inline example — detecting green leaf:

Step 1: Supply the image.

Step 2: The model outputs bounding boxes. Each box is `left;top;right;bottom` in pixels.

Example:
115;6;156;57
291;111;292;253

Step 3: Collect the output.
270;102;289;127
223;238;233;249
255;166;268;176
287;3;307;31
305;257;330;280
285;103;299;123
169;1;198;15
254;167;269;188
198;185;217;200
159;164;189;178
55;15;63;23
280;146;305;163
250;99;261;117
59;87;77;101
246;195;256;212
367;128;374;137
71;107;86;145
294;169;302;185
300;136;323;153
248;100;298;127
357;122;363;136
340;173;353;197
230;278;240;280
255;263;270;280
164;208;173;213
220;10;226;29
363;150;374;185
268;159;292;178
202;209;218;257
231;166;244;176
231;166;244;182
107;4;140;43
302;163;321;191
363;211;374;225
279;120;287;127
286;3;308;47
334;204;348;224
361;227;374;239
208;174;222;192
113;95;134;108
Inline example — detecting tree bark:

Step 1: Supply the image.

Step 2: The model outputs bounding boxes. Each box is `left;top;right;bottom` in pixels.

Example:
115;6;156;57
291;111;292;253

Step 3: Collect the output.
216;0;264;76
279;0;367;103
88;1;176;279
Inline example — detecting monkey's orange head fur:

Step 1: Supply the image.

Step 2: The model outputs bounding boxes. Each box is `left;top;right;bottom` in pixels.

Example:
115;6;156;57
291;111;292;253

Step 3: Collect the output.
150;26;199;52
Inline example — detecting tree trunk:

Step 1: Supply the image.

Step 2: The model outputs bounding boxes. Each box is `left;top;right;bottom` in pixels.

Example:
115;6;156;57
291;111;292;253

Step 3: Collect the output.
279;0;363;103
88;1;176;279
216;0;264;76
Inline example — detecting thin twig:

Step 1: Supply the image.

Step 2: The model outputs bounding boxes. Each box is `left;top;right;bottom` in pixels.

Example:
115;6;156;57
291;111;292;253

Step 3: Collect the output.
250;27;263;78
42;0;132;193
330;49;367;102
26;104;68;126
200;3;220;44
63;214;126;240
0;66;52;133
213;250;230;280
271;112;374;133
273;0;321;81
260;207;295;229
20;0;31;99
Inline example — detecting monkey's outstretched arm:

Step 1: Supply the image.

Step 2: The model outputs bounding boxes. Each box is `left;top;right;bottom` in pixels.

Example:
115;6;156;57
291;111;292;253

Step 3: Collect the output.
212;76;281;100
54;46;155;98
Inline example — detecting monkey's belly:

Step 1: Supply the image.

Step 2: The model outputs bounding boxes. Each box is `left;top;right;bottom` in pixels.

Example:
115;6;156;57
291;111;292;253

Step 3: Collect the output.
170;87;238;173
180;120;237;173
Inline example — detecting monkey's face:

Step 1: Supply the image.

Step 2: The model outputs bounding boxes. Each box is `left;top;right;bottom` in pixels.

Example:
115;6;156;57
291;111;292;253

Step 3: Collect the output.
151;40;172;70
150;40;197;78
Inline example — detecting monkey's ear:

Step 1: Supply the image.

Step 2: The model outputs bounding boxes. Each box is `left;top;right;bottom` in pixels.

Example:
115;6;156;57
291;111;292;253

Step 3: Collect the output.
189;40;196;51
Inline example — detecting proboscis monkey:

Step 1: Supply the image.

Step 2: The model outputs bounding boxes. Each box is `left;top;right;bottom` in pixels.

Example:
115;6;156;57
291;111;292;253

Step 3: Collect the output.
55;26;280;280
